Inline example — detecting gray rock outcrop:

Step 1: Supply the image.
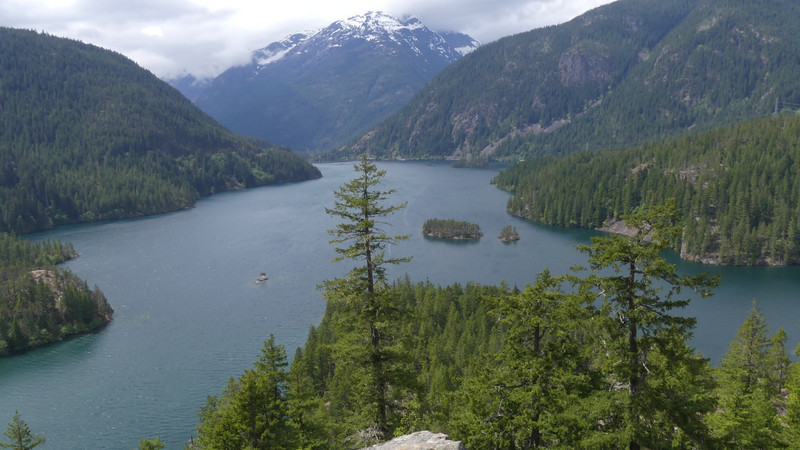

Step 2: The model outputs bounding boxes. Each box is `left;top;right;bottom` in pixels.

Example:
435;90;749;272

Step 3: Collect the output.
363;431;465;450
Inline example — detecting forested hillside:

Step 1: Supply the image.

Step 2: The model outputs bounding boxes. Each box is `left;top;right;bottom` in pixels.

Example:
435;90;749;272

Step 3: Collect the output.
0;233;112;355
334;0;800;161
286;280;798;448
0;28;321;234
494;114;800;265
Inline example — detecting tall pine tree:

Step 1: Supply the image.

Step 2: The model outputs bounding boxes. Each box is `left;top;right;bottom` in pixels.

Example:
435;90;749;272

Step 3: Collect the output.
321;155;412;443
576;200;718;449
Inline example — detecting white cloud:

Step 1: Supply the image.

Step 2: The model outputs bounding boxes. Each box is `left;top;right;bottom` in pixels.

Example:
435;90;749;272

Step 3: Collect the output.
0;0;613;79
141;26;164;37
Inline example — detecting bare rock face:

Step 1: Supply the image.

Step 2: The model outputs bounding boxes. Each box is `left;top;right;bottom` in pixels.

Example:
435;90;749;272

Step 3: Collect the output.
363;431;466;450
558;52;611;86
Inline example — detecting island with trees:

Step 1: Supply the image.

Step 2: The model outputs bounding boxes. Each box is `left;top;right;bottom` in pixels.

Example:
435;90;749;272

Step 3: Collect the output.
498;225;520;242
422;219;483;240
0;233;113;356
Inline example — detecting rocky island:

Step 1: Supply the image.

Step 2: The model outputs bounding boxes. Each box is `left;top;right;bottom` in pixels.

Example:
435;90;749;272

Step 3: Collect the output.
422;218;483;240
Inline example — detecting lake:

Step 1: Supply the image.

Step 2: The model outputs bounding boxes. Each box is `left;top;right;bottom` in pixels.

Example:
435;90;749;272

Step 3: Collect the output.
2;161;799;449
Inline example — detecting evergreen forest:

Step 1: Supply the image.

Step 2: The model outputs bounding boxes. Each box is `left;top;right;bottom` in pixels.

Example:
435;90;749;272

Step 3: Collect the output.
493;114;800;265
188;162;800;449
0;233;112;355
422;219;483;240
0;28;321;235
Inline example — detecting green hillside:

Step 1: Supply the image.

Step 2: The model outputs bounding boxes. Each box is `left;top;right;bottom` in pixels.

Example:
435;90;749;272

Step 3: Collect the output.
333;0;800;161
494;114;800;265
0;28;321;234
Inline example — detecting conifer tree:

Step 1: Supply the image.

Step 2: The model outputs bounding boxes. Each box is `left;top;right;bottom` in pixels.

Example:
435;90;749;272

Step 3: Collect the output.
576;200;718;449
321;155;411;442
0;411;45;450
194;335;294;449
784;343;800;442
706;304;788;447
137;436;165;450
453;270;597;448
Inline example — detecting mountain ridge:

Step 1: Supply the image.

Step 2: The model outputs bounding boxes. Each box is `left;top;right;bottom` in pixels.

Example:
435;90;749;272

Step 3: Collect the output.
334;0;800;161
173;12;479;152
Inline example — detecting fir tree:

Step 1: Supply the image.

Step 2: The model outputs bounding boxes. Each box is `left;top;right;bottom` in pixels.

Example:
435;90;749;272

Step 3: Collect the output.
576;200;719;449
453;270;597;448
706;304;788;447
784;343;800;442
137;436;165;450
194;335;294;449
0;411;45;450
321;155;412;442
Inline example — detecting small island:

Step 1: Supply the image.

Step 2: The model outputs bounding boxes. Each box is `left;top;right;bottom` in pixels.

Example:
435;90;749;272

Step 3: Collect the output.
422;218;483;240
498;225;520;242
255;272;269;285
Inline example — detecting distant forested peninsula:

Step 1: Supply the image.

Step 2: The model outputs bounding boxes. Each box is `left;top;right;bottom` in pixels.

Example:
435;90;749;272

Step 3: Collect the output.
422;219;483;240
0;28;320;235
0;233;112;355
494;115;800;266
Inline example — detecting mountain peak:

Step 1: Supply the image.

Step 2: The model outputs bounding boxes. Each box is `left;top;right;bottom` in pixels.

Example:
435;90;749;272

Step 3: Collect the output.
178;11;480;151
249;11;480;68
336;11;422;34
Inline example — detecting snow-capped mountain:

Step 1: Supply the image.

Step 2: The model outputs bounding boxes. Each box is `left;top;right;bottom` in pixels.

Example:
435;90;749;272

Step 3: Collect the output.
173;12;480;152
250;13;478;70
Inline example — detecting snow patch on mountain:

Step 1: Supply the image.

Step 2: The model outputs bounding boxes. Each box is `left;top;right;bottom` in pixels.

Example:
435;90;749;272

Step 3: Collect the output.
439;31;482;56
249;11;480;68
251;32;315;66
255;48;291;66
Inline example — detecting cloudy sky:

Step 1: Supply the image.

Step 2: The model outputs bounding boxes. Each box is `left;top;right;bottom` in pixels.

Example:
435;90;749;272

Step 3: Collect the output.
1;0;613;79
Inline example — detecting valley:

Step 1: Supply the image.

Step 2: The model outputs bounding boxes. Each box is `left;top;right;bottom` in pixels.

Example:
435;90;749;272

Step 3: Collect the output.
3;0;800;447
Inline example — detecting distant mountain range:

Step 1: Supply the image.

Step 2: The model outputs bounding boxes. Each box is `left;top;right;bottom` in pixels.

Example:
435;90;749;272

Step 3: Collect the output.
0;27;320;235
170;12;480;152
335;0;800;161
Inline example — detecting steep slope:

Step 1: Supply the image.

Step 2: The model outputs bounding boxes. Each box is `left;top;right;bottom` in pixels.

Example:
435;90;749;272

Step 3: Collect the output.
186;12;480;152
494;114;800;265
0;28;321;234
338;0;800;160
